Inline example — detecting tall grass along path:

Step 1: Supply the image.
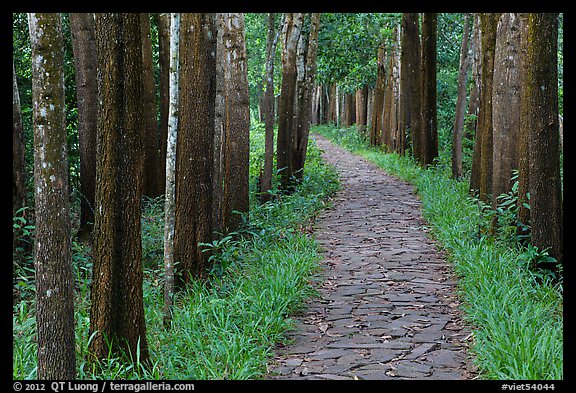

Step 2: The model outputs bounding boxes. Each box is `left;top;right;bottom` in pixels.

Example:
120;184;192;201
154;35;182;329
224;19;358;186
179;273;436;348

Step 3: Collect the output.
267;133;476;380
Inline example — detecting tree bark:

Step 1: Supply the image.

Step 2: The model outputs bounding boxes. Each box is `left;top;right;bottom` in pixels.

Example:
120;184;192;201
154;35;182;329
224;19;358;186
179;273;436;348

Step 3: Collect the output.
260;13;279;204
141;13;162;198
382;51;395;150
355;86;368;134
293;12;321;181
90;12;149;363
371;45;386;146
470;13;499;202
28;12;76;379
221;13;251;232
465;14;482;140
492;13;521;204
452;13;471;179
70;12;98;241
522;13;563;267
277;13;303;191
163;12;180;327
174;13;216;282
420;13;438;167
13;61;27;223
400;13;421;159
213;13;226;235
158;12;170;200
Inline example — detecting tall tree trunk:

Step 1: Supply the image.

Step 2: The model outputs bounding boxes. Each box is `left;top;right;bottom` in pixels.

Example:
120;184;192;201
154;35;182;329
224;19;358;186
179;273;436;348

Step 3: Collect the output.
465;14;482;140
400;13;421;158
174;13;216;282
13;61;27;227
221;13;250;233
293;12;321;180
28;12;76;379
451;13;471;180
70;12;98;241
355;86;368;134
213;13;226;235
420;13;438;167
371;45;386;146
90;13;149;363
260;13;279;204
158;12;170;200
327;82;337;124
163;12;180;327
470;13;499;202
277;13;303;191
522;13;562;268
492;13;521;204
141;13;161;198
382;51;395;150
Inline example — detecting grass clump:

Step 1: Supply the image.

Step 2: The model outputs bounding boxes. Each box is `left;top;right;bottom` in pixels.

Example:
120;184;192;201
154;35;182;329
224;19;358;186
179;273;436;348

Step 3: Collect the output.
316;124;563;380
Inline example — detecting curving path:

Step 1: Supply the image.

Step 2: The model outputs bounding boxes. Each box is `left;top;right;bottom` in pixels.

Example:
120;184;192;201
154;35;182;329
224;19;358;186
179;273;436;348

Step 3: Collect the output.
267;134;477;380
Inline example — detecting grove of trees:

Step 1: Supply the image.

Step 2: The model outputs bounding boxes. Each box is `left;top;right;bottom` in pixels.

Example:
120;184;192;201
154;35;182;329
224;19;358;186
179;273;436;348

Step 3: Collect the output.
13;12;562;379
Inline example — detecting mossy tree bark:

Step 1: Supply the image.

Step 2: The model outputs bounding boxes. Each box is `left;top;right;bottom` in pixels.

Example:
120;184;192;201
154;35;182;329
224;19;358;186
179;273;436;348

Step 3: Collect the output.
420;12;438;167
400;13;421;159
521;13;563;268
470;13;499;202
221;13;251;233
173;13;216;282
90;12;149;363
28;12;76;379
492;13;521;205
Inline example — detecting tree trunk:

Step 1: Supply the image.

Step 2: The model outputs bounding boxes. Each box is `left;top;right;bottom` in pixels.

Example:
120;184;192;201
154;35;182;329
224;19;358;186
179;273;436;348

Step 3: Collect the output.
465;14;482;140
277;13;303;191
400;13;421;158
522;13;562;267
260;13;279;204
451;13;471;180
13;61;27;225
470;13;499;202
327;82;337;124
371;45;386;146
174;13;216;282
213;13;226;235
141;13;162;198
158;12;170;200
28;12;76;379
492;13;521;204
221;13;250;233
90;13;149;363
293;13;321;180
355;86;368;134
382;51;395;150
420;13;438;167
163;12;180;327
69;12;98;241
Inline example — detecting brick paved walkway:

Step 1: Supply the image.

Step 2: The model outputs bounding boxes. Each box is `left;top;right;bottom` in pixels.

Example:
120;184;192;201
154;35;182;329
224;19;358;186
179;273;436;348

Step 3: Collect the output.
267;134;476;380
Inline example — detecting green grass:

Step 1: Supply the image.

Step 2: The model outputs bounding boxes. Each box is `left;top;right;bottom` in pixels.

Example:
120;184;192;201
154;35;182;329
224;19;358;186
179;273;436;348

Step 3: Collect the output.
12;123;339;380
316;124;563;380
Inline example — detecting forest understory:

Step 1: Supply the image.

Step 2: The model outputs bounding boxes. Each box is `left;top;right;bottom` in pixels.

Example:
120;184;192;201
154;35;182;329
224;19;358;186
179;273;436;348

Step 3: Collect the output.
13;12;563;383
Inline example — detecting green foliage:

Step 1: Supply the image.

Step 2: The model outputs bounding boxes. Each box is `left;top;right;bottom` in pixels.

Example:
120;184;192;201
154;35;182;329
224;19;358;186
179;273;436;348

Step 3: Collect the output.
13;122;340;380
316;13;400;91
317;124;563;380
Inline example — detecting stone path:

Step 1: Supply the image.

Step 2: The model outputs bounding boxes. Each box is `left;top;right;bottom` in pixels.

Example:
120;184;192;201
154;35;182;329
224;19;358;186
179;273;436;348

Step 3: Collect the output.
267;134;476;380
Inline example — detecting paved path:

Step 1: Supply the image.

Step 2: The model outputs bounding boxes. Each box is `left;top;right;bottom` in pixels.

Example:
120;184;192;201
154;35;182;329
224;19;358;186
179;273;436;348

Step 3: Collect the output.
267;134;476;380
